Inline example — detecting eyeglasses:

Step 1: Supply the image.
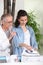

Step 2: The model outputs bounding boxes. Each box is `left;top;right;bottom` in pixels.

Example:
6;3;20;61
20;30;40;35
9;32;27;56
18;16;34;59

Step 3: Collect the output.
6;21;12;23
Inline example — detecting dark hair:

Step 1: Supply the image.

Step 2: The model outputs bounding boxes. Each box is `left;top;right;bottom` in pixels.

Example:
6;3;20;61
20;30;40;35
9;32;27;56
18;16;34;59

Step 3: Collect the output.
14;10;28;27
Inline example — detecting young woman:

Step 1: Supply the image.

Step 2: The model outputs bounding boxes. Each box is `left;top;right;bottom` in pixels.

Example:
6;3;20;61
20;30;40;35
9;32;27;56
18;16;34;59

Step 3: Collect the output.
12;10;38;61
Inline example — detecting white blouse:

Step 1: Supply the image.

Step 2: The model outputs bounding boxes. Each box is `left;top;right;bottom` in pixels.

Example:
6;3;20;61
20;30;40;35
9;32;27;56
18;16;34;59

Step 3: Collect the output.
24;30;30;45
24;30;30;50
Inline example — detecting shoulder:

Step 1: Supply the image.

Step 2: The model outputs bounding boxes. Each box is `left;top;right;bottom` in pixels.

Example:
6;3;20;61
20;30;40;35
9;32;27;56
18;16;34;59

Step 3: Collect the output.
12;26;17;32
12;26;22;33
26;25;34;33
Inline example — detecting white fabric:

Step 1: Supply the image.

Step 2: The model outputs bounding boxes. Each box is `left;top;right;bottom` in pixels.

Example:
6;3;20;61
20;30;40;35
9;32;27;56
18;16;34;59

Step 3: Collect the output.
22;30;31;54
0;26;10;55
24;30;30;50
24;30;30;46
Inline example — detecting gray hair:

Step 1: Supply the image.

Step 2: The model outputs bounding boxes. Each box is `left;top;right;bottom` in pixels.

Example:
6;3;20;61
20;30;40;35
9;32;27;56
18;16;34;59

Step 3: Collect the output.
1;14;13;26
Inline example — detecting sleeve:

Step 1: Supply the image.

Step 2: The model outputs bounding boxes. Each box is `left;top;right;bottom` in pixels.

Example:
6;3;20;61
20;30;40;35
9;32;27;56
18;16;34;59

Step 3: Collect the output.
12;34;21;47
1;37;10;50
30;27;38;49
12;27;21;47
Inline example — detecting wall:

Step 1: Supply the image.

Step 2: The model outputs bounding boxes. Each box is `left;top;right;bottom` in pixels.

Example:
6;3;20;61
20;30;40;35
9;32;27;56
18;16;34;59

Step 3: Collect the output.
0;0;4;18
14;0;24;20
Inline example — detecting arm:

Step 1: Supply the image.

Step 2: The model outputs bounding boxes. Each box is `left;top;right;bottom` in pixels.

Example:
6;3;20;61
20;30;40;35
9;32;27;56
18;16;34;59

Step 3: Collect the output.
19;43;33;51
30;27;38;50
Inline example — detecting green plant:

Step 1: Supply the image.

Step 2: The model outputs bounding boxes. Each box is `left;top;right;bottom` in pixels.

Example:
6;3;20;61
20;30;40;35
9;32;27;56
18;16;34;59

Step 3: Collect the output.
27;11;42;49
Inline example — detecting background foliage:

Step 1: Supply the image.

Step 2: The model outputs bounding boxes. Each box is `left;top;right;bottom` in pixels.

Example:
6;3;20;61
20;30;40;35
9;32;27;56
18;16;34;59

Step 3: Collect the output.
27;11;43;49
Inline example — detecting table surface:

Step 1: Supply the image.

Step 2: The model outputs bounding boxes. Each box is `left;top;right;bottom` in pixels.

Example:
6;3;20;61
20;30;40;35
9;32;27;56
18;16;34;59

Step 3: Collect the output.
0;55;43;63
21;55;43;62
